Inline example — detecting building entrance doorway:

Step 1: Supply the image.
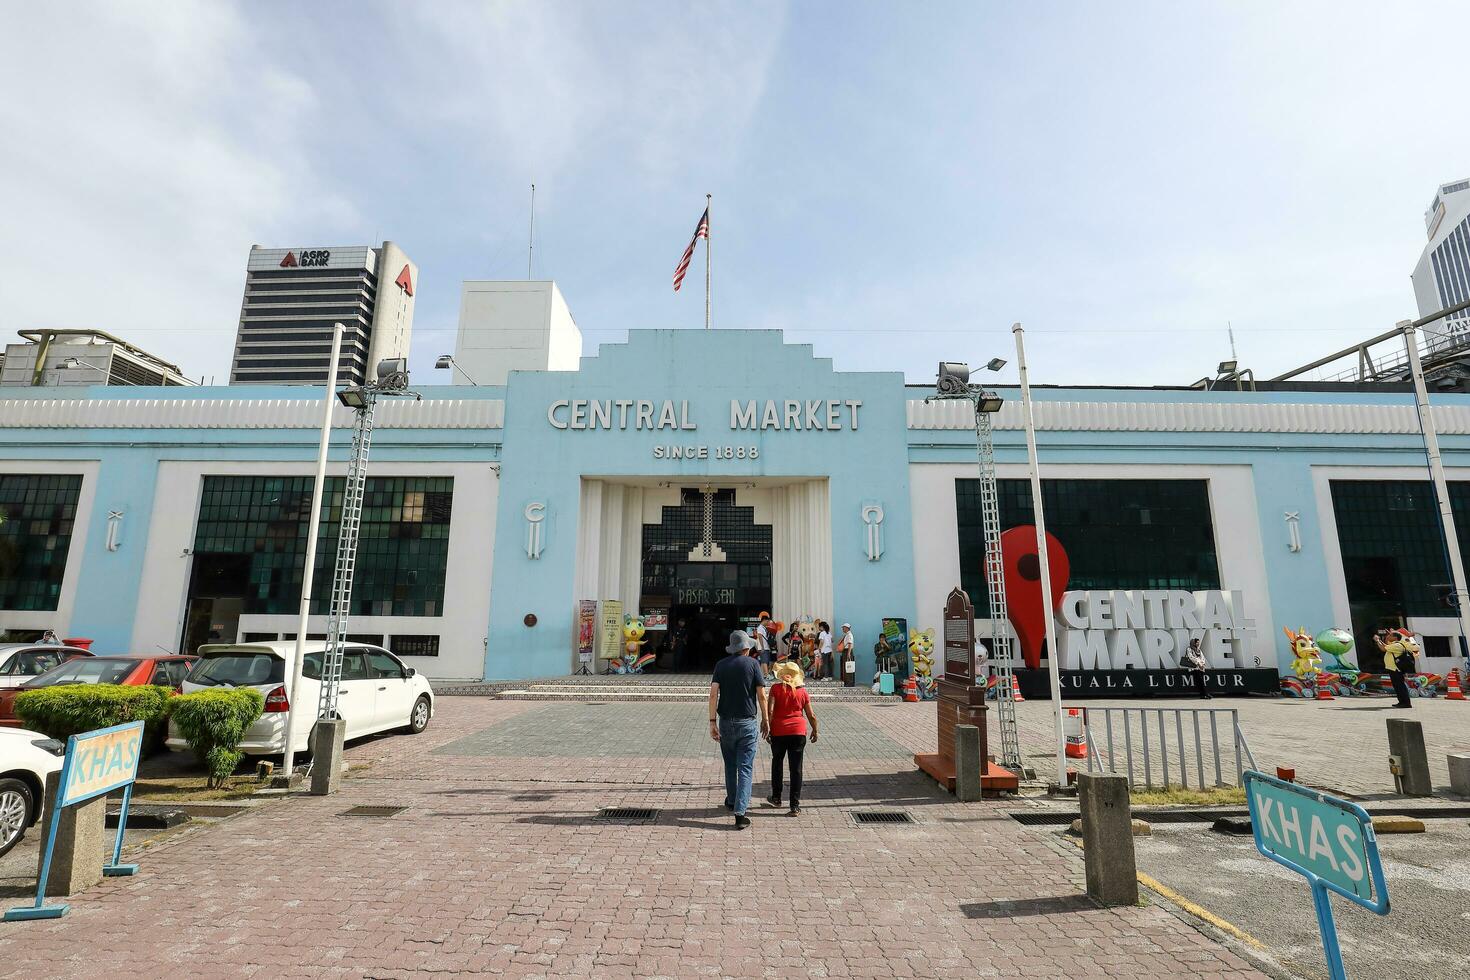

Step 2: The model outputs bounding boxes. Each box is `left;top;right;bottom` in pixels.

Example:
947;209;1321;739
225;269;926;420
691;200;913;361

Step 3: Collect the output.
641;489;772;672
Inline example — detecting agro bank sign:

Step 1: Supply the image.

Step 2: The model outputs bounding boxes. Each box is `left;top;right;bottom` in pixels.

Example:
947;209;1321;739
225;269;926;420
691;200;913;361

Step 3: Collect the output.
1057;589;1257;670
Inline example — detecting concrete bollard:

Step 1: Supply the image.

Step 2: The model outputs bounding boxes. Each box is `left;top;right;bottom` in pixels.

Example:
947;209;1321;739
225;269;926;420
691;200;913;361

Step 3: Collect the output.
309;718;347;796
1449;753;1470;798
1386;718;1433;796
1077;772;1138;907
35;771;106;897
954;725;981;802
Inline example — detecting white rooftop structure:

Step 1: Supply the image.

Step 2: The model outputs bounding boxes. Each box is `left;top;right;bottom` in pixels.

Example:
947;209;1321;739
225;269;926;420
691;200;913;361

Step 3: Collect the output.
449;281;582;386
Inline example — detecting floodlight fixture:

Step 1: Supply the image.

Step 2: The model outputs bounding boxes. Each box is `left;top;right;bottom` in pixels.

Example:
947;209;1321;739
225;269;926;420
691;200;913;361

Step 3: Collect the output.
977;390;1005;414
376;357;408;382
985;357;1008;372
435;355;453;370
1217;360;1238;376
336;386;369;409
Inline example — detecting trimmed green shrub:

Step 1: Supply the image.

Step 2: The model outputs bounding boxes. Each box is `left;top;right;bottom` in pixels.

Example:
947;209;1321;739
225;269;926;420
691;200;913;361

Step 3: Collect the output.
167;688;265;788
15;684;172;744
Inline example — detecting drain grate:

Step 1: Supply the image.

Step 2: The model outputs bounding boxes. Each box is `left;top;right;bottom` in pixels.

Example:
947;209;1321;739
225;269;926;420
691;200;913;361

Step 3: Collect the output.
851;810;915;826
341;805;409;818
596;806;659;823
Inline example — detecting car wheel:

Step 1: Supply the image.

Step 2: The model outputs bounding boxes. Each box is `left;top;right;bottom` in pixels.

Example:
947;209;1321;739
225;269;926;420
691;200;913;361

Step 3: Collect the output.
0;777;34;859
407;695;431;735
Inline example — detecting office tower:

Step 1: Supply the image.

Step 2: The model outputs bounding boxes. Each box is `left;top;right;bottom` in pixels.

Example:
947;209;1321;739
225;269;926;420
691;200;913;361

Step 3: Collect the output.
230;242;416;385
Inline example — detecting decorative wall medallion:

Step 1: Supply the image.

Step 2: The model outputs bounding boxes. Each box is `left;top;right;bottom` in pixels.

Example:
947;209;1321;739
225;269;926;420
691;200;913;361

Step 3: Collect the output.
862;504;885;562
1284;511;1301;553
525;502;546;559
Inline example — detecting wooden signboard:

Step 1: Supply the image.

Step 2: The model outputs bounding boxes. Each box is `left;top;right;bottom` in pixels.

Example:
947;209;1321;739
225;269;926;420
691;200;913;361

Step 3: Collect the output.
915;585;1019;797
943;587;975;682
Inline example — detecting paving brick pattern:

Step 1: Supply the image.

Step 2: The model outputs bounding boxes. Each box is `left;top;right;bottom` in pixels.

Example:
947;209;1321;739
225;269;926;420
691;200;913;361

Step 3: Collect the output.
0;697;1264;978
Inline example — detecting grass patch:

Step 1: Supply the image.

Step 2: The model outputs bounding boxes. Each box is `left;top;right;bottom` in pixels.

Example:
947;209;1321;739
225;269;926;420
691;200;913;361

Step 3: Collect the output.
1130;785;1246;807
129;775;263;802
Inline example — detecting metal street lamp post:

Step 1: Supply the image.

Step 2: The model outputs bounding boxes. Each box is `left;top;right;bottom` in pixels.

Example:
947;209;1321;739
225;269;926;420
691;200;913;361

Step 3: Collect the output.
281;323;344;782
310;358;418;791
926;360;1023;772
1012;323;1067;787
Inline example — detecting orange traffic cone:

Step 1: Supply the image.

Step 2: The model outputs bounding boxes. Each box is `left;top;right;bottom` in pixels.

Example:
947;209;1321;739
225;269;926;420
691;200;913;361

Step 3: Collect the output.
1447;669;1467;701
1315;678;1334;701
1011;674;1025;702
903;676;919;703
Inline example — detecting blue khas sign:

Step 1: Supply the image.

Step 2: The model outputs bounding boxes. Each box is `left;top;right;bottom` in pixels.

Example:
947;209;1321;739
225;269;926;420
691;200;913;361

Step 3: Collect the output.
5;721;147;922
1243;770;1388;979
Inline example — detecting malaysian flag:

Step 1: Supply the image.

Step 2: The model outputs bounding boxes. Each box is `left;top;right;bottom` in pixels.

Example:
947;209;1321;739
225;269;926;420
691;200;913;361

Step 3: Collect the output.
672;207;709;292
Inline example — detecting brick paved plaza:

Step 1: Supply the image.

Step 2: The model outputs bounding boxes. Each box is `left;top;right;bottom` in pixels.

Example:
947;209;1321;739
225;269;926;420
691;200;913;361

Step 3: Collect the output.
0;696;1269;978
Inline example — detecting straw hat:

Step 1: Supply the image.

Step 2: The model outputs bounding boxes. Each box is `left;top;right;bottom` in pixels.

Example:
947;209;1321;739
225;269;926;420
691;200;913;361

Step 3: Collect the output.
775;661;805;687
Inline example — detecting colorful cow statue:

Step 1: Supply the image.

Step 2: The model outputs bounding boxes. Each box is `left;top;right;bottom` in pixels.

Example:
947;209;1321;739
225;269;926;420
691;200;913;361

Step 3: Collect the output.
909;628;937;700
609;614;656;674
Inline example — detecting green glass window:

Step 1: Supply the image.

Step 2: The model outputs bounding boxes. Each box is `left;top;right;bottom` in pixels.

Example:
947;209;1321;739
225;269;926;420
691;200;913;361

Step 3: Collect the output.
0;474;82;611
1329;480;1470;627
956;478;1220;618
191;475;453;616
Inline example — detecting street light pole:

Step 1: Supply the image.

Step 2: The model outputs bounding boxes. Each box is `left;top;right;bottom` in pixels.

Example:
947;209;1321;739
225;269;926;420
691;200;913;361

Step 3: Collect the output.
1402;320;1470;659
310;359;417;794
927;361;1023;772
1012;323;1067;786
283;323;343;781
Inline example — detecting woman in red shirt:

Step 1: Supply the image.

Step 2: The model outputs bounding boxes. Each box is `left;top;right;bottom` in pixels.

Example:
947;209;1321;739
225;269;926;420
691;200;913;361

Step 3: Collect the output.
764;661;819;815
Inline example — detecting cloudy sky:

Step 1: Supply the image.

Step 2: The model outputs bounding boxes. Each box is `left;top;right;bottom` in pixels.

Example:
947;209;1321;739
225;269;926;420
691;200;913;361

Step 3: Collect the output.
3;2;1469;387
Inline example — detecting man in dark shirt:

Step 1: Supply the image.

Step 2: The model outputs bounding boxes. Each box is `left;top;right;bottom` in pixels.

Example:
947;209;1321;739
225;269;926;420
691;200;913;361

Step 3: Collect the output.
709;629;769;829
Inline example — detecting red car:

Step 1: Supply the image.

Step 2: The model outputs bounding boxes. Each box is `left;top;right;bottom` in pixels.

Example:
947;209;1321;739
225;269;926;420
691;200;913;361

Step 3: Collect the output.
0;655;197;729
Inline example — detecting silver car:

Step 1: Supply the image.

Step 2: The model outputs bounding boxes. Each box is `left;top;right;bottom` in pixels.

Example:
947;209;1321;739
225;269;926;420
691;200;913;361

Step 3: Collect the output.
0;644;93;689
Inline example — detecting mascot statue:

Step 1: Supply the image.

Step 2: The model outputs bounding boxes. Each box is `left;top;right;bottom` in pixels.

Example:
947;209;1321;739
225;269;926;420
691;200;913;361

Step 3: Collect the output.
792;619;819;675
1281;627;1325;698
609;614;656;674
1379;628;1439;697
909;628;937;700
1314;627;1359;694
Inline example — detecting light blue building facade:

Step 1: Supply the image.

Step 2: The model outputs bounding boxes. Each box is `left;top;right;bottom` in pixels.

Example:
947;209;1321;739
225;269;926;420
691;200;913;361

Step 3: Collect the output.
2;329;1468;688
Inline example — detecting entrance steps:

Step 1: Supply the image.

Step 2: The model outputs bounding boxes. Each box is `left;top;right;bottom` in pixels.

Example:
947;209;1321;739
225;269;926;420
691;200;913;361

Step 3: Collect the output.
439;673;896;703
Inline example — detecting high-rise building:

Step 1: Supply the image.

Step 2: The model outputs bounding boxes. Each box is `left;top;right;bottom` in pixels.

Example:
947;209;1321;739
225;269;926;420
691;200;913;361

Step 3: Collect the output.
1411;179;1470;352
229;242;417;385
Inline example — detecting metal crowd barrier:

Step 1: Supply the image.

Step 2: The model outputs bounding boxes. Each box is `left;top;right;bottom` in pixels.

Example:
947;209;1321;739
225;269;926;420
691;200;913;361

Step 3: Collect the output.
1077;706;1258;789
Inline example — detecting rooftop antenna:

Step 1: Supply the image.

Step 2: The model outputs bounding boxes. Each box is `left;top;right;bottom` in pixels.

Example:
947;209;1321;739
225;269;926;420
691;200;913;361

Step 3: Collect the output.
1228;321;1238;360
527;183;535;279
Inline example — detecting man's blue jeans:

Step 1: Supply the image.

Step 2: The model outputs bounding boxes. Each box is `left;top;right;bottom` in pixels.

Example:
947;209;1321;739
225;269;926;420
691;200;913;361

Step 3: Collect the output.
718;716;759;816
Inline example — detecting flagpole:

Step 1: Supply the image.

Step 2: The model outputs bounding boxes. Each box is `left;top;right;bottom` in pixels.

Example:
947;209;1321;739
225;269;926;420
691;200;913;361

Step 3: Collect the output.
705;193;711;330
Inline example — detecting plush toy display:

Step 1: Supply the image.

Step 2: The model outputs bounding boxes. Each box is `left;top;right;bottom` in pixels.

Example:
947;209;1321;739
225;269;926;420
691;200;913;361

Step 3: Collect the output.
909;628;937;700
608;614;656;674
792;619;819;675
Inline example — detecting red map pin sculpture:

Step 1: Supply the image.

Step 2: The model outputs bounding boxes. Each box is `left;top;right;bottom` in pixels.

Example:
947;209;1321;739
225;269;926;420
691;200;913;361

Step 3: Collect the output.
998;525;1070;670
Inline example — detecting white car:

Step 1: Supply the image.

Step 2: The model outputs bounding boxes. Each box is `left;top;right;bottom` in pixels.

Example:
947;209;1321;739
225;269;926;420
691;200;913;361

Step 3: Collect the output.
0;727;65;858
0;644;93;689
165;642;434;757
